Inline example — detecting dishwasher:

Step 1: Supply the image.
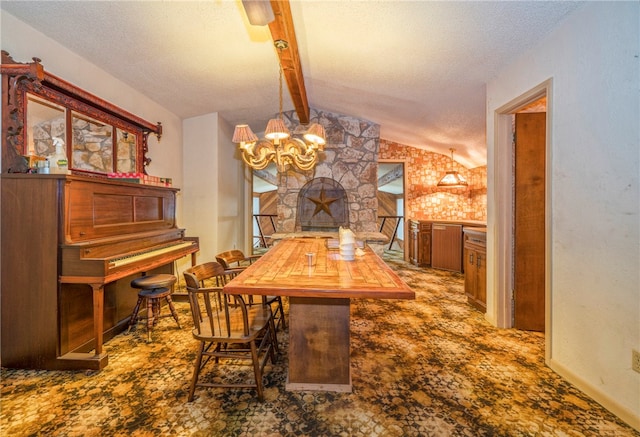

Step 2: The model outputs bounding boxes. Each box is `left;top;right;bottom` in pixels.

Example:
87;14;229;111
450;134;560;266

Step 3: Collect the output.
431;223;463;272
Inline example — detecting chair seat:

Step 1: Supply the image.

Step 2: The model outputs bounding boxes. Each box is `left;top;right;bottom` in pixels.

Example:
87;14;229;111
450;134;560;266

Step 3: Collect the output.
131;274;177;290
192;305;272;342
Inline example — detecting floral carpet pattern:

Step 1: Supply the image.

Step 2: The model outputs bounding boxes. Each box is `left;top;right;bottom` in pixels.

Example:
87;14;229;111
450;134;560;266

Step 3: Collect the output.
1;252;637;436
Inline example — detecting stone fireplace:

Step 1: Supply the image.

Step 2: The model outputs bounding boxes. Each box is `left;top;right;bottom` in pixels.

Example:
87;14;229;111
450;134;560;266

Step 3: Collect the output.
275;108;381;234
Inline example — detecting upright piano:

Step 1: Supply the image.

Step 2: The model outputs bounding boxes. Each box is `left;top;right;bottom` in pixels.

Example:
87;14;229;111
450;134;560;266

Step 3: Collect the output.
1;174;199;370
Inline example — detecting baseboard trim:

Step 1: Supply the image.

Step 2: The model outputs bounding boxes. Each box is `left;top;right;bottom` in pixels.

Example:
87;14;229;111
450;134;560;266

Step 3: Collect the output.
548;358;640;432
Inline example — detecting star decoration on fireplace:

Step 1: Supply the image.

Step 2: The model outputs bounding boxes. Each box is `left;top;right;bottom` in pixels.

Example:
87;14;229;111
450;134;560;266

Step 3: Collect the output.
307;188;340;217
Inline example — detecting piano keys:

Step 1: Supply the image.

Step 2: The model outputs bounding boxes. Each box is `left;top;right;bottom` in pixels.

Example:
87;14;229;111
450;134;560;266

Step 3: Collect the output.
109;241;196;269
1;174;199;370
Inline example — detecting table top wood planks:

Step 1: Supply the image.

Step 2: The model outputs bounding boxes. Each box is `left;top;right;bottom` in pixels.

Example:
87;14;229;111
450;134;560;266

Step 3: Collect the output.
223;238;414;300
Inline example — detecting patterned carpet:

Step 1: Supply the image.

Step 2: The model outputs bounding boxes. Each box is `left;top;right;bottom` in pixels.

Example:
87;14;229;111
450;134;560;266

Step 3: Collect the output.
1;252;637;436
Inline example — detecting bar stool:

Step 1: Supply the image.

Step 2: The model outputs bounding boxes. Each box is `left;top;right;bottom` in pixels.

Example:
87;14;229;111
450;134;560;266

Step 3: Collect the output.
127;274;181;342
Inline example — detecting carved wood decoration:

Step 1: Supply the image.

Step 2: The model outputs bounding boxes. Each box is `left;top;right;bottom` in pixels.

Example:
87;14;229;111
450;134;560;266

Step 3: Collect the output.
268;0;310;125
1;51;162;174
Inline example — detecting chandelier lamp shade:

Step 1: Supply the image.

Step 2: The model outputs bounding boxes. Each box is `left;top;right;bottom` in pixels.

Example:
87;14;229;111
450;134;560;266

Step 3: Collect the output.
437;148;468;188
233;40;326;172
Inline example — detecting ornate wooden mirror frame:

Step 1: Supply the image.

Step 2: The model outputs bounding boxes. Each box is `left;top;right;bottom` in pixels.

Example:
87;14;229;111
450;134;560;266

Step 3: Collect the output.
1;51;162;174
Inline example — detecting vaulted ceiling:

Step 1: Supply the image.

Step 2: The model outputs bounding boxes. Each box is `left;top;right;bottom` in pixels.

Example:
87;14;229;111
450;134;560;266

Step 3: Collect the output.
0;1;583;168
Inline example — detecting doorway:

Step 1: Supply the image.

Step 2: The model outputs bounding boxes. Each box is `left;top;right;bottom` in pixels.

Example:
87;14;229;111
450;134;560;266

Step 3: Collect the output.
377;161;406;255
251;163;278;254
494;79;551;351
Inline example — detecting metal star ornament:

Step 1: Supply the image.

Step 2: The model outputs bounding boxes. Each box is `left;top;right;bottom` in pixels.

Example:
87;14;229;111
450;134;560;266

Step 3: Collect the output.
307;188;340;217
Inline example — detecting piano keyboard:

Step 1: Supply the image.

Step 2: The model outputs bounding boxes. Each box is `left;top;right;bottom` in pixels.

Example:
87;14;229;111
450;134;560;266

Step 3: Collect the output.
109;241;195;268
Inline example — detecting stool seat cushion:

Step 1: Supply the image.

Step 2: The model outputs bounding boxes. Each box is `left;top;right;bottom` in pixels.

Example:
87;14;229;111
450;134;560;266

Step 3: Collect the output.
131;274;177;290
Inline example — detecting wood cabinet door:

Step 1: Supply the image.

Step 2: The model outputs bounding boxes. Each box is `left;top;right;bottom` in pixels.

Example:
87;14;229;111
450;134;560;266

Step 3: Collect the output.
419;226;431;266
464;247;477;297
409;223;418;264
476;250;487;307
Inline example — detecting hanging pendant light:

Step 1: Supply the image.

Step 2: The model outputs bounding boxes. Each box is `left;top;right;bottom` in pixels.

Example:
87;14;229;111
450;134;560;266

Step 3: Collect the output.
437;148;468;188
232;40;326;173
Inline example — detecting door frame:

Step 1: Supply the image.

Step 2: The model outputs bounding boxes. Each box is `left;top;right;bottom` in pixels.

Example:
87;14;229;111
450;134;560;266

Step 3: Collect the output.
492;79;552;358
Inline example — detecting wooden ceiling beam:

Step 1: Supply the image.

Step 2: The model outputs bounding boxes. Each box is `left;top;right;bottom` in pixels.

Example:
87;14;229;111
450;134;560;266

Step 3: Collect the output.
268;0;310;124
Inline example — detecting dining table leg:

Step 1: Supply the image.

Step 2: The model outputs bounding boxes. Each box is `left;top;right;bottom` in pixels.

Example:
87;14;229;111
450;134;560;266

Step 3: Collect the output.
286;296;352;392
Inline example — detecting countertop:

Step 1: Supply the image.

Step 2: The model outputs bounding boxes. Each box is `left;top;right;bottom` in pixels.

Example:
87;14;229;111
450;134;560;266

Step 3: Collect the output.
409;218;487;227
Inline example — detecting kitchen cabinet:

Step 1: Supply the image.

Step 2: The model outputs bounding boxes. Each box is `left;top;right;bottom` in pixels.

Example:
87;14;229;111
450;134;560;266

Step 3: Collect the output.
409;220;431;266
464;227;487;312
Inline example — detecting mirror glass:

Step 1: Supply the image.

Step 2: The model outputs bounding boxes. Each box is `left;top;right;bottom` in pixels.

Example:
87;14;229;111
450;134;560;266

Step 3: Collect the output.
26;93;66;157
71;111;113;173
116;128;137;173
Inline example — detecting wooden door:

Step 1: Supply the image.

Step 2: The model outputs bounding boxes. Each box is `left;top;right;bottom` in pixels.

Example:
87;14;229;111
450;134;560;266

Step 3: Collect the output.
514;112;546;331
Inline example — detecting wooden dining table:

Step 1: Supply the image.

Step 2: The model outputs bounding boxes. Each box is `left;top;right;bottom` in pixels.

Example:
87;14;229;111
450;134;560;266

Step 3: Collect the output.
223;237;415;392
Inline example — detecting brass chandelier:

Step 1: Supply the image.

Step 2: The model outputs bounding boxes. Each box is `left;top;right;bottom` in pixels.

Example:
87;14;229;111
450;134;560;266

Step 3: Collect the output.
232;40;326;172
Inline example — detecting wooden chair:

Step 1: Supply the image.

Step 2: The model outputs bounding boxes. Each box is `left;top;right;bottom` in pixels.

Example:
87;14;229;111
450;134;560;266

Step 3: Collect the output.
215;249;287;331
183;261;278;402
215;249;261;270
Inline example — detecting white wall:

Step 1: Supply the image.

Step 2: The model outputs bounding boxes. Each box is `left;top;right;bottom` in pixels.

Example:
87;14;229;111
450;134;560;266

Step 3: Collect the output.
182;113;245;263
486;2;639;428
217;118;247;254
0;12;184;199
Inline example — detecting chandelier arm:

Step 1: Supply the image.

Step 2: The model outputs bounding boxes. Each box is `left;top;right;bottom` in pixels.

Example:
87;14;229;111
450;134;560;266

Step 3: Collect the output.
292;157;316;171
283;138;315;161
241;152;270;170
242;140;276;170
281;138;318;170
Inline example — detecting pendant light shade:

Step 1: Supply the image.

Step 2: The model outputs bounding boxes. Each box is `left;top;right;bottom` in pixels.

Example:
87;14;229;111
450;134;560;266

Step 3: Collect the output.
232;124;259;144
264;118;290;141
303;123;326;150
437;148;468;188
438;171;468;187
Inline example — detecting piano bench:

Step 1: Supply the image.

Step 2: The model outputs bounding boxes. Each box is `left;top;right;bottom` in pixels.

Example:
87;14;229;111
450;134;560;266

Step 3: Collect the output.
130;273;177;291
128;274;180;342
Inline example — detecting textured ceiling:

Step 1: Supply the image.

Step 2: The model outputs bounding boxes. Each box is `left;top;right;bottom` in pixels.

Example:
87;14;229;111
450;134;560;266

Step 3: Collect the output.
0;1;582;168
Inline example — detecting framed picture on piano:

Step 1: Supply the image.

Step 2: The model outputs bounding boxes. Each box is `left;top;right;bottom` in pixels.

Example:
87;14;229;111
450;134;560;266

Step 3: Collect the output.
1;51;162;175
